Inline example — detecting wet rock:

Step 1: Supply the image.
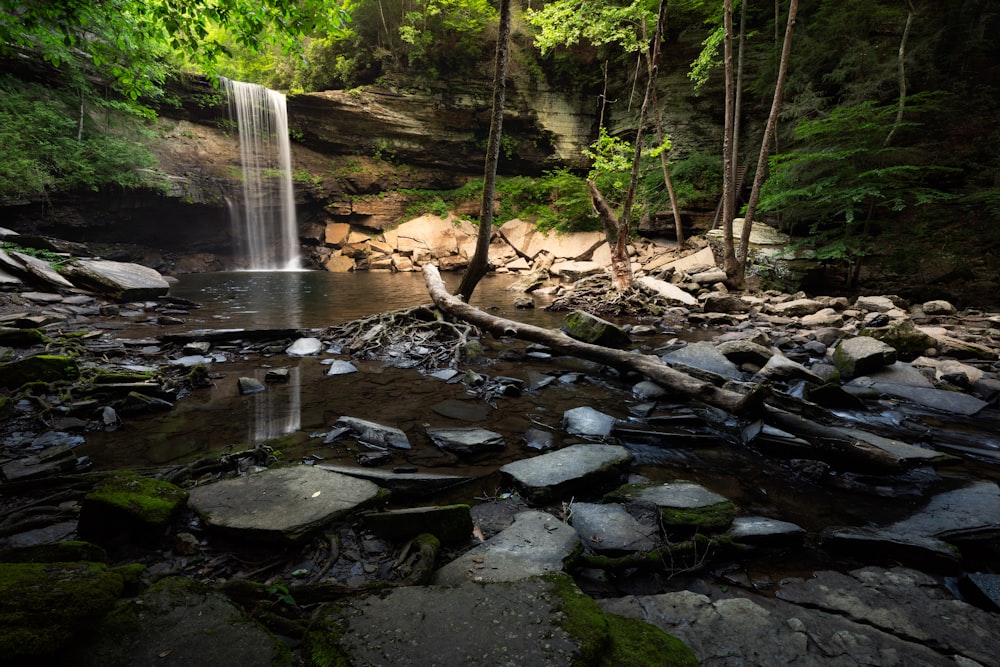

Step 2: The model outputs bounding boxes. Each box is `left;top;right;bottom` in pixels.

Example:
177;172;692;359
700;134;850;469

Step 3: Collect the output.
315;464;473;497
632;379;667;399
119;391;173;414
285;336;323;356
850;377;989;416
570;502;660;553
662;340;743;380
727;516;805;548
0;561;124;663
855;295;899;312
78;471;188;547
68;577;292;667
324;359;358;375
500;444;633;505
0;444;78;481
752;351;824;384
433;510;580;584
264;367;290;382
62;259;170;301
0;326;45;346
334;415;411;450
522;427;554;451
361;504;473;543
833;335;897;378
606;480;735;535
237;376;266;394
426;426;505;454
560;310;631;348
823;482;1000;571
562;405;618;438
770;298;825;316
187;465;386;543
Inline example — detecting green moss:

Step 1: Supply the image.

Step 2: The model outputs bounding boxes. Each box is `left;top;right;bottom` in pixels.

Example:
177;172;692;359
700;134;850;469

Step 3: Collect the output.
303;602;353;667
0;561;124;660
0;540;107;564
601;613;698;666
543;573;611;666
92;369;156;383
659;501;736;534
85;472;188;525
0;353;80;389
0;396;14;419
0;326;46;347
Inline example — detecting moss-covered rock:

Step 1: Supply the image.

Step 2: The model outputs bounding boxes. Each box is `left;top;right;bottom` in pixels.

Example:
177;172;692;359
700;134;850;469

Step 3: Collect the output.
606;480;737;536
0;326;46;347
78;471;188;546
561;310;632;349
0;354;79;389
860;319;936;359
0;561;124;662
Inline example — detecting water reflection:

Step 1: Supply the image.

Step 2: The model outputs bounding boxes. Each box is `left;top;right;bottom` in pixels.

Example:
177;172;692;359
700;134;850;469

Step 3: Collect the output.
250;365;301;442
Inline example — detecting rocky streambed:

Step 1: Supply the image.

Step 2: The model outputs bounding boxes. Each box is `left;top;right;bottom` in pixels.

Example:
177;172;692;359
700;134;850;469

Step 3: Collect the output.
2;236;1000;666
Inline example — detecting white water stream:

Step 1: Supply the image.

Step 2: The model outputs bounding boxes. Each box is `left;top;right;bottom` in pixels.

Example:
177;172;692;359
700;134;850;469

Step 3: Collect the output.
221;78;300;270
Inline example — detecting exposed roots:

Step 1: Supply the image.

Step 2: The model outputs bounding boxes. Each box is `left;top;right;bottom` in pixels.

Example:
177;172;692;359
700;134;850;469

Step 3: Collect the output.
324;304;481;369
546;274;675;317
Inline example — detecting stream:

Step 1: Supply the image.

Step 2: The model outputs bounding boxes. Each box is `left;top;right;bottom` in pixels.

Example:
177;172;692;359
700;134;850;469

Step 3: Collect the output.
71;271;1000;591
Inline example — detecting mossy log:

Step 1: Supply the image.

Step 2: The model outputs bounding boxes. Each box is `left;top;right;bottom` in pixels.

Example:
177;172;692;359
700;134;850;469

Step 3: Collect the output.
422;264;761;415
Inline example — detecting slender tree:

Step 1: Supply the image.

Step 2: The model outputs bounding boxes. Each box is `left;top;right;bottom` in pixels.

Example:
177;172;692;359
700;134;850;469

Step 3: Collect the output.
456;0;512;301
733;0;799;283
720;0;738;278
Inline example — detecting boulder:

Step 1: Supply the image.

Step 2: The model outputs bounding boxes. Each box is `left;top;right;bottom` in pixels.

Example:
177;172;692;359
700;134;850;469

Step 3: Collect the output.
861;318;936;357
636;275;698;305
661;341;743;380
61;259;169;300
855;295;900;312
560;310;631;348
285;337;323;356
833;336;897;378
0;354;79;389
569;502;661;553
702;292;751;313
562;405;618;438
922;299;957;315
770;298;825;317
78;472;188;546
333;415;412;450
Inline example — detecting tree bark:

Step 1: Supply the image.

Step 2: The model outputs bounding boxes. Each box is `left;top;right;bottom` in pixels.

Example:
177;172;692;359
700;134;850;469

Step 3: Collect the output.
736;0;799;279
720;0;738;279
588;179;634;292
423;264;758;415
456;0;511;302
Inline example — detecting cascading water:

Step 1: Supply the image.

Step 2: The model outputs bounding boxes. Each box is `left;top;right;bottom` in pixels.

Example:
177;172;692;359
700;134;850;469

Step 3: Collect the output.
221;77;300;270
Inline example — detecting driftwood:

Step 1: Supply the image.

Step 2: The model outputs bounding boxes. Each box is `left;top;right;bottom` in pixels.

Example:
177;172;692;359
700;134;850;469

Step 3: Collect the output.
422;264;761;415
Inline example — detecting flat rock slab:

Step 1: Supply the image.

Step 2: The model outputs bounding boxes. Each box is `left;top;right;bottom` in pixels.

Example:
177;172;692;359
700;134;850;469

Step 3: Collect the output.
63;259;170;300
867;380;988;416
570;502;660;553
334;415;411;450
887;481;1000;539
315;464;473;497
187;466;384;543
68;577;291;667
499;444;633;505
662;341;743;380
426;426;505;454
562;405;618;438
602;566;998;666
433;510;580;585
308;577;624;667
617;480;729;509
727;516;805;548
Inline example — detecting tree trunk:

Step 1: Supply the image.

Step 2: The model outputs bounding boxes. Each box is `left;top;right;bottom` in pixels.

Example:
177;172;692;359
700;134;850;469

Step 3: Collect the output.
720;0;738;279
423;264;758;415
588;180;633;291
735;0;799;280
456;0;511;302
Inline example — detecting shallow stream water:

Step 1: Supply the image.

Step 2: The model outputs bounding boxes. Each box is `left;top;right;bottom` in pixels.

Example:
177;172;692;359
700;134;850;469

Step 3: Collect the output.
76;271;1000;586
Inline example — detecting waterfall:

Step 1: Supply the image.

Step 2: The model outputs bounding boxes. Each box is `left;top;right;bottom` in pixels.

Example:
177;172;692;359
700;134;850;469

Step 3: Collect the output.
221;78;300;270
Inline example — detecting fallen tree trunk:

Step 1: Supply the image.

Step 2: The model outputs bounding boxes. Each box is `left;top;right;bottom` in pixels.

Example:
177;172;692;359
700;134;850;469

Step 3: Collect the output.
423;265;760;416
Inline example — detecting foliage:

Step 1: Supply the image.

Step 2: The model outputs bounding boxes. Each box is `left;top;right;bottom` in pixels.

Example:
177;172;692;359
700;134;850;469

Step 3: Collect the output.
0;242;69;268
758;95;956;262
664;152;723;209
0;76;157;201
525;0;656;55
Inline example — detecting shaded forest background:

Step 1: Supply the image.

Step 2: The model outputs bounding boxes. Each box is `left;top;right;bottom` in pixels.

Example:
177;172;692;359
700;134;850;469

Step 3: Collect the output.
1;0;999;303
